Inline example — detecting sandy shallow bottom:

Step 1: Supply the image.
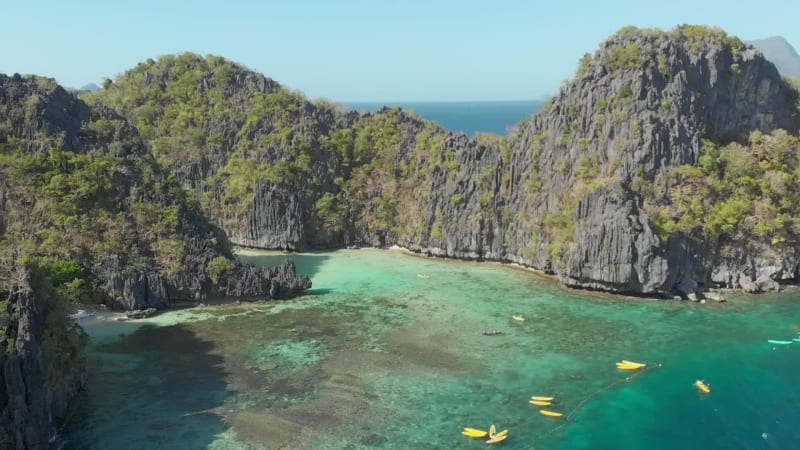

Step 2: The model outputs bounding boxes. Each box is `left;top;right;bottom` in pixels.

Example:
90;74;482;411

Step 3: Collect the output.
65;249;800;449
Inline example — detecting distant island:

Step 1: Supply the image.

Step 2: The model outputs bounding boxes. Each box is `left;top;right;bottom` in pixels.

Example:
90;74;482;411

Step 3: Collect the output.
2;24;800;447
78;82;101;92
64;82;102;93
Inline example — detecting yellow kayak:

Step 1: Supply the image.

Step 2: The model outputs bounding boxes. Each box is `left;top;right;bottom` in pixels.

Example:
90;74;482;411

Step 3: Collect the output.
489;425;496;436
529;400;552;406
463;428;488;438
540;410;564;418
417;274;430;279
616;363;642;370
486;434;508;444
695;380;711;393
531;396;554;401
620;360;646;368
512;314;525;321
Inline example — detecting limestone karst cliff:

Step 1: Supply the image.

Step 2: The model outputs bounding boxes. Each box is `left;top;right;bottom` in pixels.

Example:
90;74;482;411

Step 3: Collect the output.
0;74;310;310
91;26;800;297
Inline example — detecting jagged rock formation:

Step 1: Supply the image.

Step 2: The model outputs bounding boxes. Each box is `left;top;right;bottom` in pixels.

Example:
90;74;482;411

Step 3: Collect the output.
0;265;87;449
84;54;356;250
0;73;310;310
500;26;800;294
89;25;800;299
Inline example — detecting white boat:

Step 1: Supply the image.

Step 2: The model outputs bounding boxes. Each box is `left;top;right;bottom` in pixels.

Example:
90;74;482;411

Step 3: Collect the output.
69;311;95;321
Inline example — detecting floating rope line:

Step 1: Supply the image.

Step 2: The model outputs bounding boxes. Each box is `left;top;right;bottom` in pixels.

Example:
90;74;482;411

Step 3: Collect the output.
532;364;661;444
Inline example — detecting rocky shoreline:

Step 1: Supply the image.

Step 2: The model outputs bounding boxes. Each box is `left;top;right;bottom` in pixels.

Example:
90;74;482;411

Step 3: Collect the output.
244;243;750;303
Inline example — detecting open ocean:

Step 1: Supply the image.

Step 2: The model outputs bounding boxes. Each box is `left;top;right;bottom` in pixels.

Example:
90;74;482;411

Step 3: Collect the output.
346;100;544;136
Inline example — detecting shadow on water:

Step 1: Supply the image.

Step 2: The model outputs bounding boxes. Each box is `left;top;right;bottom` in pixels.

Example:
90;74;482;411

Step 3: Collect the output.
238;252;331;278
63;325;232;449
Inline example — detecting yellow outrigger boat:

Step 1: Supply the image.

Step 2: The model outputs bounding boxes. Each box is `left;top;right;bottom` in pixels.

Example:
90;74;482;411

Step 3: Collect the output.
463;427;488;438
486;434;508;444
489;426;507;437
531;396;554;401
539;410;564;418
529;400;552;406
695;380;711;393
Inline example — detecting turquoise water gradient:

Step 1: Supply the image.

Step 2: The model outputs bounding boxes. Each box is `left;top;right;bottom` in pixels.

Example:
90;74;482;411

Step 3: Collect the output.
65;249;800;449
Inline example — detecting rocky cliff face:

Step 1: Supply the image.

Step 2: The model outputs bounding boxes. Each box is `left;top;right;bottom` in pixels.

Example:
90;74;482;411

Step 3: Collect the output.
0;265;87;449
91;26;800;298
382;26;800;297
83;54;356;251
493;26;800;294
0;74;311;310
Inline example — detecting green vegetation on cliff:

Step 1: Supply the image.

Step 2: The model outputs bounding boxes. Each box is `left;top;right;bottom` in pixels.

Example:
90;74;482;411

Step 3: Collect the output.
89;54;474;249
85;53;340;230
1;73;309;311
0;140;194;281
644;130;800;244
581;25;747;77
24;260;89;385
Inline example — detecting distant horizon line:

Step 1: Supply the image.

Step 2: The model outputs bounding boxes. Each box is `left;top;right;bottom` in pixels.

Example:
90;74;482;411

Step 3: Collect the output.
339;98;548;104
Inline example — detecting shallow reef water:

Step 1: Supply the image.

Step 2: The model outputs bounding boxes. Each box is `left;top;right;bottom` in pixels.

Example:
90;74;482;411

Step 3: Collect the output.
65;249;800;449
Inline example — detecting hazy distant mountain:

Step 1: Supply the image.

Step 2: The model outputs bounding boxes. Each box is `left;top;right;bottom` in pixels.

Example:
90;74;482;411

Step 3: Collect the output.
63;83;101;93
79;82;101;92
748;36;800;77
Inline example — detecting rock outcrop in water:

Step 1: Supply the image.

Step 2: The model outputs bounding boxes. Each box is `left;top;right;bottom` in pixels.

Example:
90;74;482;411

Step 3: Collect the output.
90;25;800;298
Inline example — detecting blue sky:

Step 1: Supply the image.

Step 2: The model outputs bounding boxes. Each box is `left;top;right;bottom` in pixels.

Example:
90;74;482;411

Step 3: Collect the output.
2;0;798;101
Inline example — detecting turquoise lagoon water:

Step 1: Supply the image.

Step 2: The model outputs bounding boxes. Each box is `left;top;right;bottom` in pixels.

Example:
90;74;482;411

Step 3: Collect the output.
346;101;544;136
64;249;800;449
